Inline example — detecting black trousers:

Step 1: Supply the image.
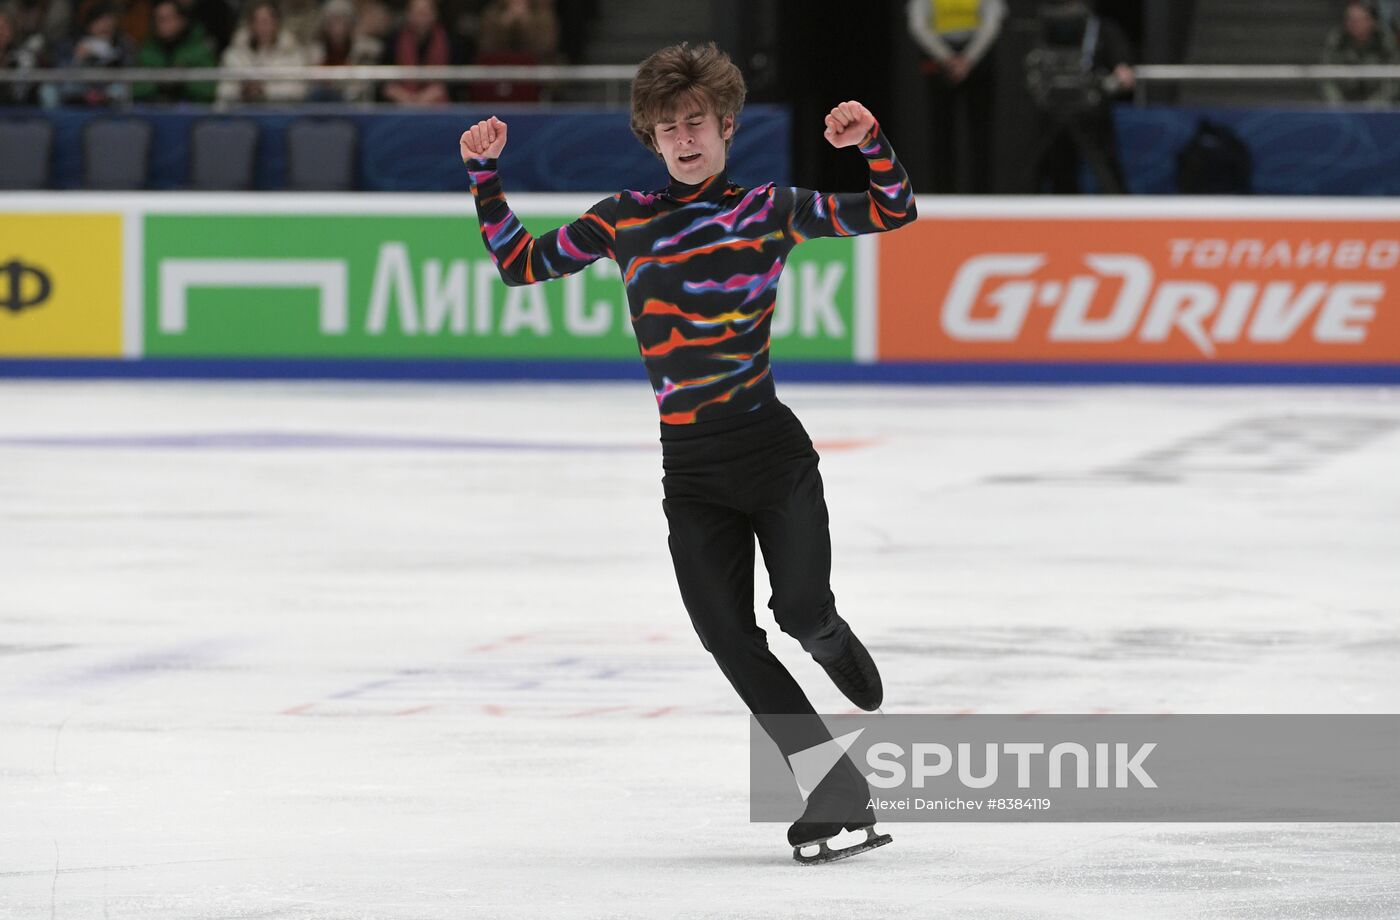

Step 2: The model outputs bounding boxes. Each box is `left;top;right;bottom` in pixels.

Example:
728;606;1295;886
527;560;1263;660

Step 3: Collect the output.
660;400;852;757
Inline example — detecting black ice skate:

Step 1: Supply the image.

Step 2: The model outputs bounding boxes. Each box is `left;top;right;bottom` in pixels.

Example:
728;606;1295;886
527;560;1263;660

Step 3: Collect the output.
787;758;891;865
818;632;883;711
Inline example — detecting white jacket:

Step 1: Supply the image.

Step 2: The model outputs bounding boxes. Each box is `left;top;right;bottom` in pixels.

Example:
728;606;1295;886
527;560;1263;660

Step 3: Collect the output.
217;29;311;103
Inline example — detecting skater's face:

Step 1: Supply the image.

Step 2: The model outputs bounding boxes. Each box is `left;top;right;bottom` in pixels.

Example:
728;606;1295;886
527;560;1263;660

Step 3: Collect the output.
653;99;734;184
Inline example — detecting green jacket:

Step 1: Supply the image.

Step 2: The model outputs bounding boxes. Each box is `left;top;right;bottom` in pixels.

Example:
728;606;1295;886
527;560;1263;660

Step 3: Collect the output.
133;24;218;102
1321;27;1400;104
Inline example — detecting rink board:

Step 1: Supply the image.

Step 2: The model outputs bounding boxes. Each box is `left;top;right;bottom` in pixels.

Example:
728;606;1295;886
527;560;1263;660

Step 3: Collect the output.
2;194;1398;382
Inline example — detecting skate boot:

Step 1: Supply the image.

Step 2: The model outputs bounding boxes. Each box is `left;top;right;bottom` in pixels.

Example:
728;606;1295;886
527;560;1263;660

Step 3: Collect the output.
817;632;883;711
787;758;891;865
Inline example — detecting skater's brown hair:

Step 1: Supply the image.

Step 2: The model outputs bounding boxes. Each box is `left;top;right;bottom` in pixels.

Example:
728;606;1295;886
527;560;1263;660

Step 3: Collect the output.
630;41;746;159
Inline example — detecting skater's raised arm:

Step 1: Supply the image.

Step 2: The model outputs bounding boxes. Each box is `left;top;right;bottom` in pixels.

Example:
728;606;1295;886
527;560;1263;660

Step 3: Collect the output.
461;117;619;287
783;101;918;242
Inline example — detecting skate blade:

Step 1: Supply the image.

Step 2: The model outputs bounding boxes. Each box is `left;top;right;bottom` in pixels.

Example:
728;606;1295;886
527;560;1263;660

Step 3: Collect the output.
792;827;892;866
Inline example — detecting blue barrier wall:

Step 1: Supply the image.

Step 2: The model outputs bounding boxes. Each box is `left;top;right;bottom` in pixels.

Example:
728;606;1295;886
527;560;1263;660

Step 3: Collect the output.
1116;105;1400;197
0;104;792;192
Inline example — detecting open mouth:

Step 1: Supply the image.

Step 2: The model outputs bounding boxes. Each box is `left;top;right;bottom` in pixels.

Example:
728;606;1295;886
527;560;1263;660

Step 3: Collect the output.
679;153;701;164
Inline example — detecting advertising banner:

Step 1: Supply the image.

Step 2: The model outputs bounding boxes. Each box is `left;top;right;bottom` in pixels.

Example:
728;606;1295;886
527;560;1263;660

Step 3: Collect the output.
4;195;1398;381
142;212;857;361
879;215;1400;364
0;213;123;357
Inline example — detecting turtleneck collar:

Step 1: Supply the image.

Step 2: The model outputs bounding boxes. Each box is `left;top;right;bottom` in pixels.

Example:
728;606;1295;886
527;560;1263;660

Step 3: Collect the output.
666;169;731;204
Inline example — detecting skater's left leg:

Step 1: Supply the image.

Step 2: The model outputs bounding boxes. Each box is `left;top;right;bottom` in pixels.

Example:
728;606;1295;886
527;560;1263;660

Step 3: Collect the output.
751;453;850;662
752;449;883;711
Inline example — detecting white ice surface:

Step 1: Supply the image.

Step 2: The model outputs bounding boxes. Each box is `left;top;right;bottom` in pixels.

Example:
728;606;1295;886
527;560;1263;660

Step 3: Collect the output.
1;380;1397;919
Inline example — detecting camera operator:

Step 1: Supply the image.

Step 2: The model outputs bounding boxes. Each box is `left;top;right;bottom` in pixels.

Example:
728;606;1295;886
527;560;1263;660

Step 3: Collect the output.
1025;0;1135;194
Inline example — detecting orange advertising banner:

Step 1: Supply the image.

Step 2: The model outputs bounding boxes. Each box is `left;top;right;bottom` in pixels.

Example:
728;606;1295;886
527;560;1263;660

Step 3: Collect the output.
878;215;1400;363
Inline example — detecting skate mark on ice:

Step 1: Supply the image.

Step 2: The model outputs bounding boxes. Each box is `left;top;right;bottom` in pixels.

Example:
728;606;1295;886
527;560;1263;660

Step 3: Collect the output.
988;414;1400;485
872;624;1362;663
49;639;243;688
276;631;725;718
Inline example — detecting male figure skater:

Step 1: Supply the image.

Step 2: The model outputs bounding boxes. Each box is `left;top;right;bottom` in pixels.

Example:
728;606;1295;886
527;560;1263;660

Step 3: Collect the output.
460;41;917;862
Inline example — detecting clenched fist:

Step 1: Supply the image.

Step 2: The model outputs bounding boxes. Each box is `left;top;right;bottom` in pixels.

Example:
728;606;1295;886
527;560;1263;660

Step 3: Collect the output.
823;101;876;149
460;116;508;161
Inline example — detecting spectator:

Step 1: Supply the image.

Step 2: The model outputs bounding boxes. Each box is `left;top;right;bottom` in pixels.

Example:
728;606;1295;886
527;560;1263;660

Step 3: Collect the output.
131;0;216;102
1322;1;1399;105
115;0;237;54
40;1;133;107
14;0;67;46
275;0;317;45
1028;0;1135;194
117;0;153;48
906;0;1006;194
477;0;555;59
381;0;451;105
217;0;309;104
0;5;45;104
309;0;381;102
355;0;391;44
471;0;557;102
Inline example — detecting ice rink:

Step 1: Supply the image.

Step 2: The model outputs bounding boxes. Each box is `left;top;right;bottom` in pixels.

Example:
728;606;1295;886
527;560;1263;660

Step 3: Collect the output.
2;379;1397;919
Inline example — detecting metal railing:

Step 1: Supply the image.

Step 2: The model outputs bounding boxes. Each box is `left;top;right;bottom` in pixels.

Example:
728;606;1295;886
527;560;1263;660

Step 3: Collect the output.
0;64;639;103
6;62;1400;106
1131;64;1400;103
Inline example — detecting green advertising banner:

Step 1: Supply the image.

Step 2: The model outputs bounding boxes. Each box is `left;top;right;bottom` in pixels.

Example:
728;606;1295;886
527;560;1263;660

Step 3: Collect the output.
143;213;857;361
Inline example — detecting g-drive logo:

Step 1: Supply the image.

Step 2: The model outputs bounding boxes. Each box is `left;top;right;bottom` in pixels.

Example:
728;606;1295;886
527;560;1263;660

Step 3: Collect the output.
943;243;1391;356
790;728;1157;798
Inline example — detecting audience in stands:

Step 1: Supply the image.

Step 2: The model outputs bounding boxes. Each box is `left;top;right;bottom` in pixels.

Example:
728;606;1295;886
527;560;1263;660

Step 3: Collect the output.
2;0;591;107
1322;0;1399;105
132;0;216;101
0;5;45;104
381;0;451;104
39;1;133;106
308;0;381;101
217;0;309;103
470;0;557;101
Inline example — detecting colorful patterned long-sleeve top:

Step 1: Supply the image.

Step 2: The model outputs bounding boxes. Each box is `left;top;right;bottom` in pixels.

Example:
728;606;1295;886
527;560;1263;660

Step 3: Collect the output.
466;122;916;425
